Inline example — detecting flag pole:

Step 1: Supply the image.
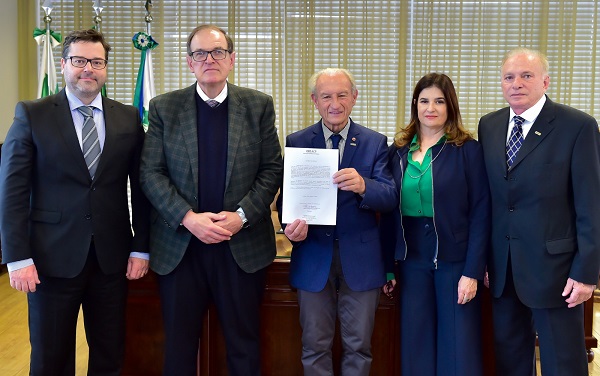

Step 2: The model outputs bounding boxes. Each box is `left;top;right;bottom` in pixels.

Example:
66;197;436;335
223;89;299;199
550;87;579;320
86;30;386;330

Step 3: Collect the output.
133;0;158;131
92;0;107;96
145;0;153;35
93;0;104;32
43;4;53;88
36;0;60;98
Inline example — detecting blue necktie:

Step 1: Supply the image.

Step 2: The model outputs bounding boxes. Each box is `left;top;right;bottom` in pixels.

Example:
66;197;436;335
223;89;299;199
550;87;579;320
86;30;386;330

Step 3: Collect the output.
506;116;525;168
330;133;342;149
77;106;101;178
330;134;342;167
330;133;342;239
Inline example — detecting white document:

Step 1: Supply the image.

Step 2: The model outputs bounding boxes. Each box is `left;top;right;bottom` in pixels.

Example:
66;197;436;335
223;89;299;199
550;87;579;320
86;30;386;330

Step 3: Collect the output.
281;147;338;225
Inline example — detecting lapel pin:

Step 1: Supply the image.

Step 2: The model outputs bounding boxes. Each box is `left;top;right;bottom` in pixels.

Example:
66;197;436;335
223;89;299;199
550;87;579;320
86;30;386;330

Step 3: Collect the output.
535;131;541;136
350;137;357;146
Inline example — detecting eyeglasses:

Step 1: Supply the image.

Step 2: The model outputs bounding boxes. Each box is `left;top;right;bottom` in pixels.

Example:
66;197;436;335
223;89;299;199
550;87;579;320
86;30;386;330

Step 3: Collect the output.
189;49;229;62
67;56;108;70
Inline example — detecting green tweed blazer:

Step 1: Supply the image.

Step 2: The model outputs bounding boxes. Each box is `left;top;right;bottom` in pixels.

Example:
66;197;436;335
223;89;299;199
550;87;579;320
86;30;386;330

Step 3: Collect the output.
140;83;283;274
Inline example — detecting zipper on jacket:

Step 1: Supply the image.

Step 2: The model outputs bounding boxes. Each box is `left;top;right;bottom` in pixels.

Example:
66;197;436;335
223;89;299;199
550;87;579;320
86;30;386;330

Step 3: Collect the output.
398;154;409;261
430;162;440;269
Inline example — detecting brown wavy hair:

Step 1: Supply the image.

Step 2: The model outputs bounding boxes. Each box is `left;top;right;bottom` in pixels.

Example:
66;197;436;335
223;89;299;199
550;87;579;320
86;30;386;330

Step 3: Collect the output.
394;73;472;148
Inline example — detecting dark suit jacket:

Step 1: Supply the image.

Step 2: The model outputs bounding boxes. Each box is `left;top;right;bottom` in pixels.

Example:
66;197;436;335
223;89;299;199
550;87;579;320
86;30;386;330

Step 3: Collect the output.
280;120;398;292
0;89;150;278
381;139;491;280
478;96;600;308
140;83;283;275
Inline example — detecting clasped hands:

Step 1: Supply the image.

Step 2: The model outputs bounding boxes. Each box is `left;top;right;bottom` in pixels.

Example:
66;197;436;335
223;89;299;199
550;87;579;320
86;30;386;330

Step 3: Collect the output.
182;210;243;244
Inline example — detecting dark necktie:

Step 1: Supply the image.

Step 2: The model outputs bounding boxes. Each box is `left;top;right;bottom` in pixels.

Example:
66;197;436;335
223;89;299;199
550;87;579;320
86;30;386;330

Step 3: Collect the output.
330;134;342;167
330;133;342;149
77;106;101;178
206;99;220;108
506;115;525;168
330;133;342;238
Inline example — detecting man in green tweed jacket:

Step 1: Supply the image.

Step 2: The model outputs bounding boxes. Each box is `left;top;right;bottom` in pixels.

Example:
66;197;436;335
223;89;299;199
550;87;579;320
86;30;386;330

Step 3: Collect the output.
140;24;283;376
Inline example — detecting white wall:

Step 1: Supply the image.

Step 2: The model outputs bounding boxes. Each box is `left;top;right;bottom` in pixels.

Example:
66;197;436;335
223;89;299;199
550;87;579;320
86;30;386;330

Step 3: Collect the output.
0;0;19;142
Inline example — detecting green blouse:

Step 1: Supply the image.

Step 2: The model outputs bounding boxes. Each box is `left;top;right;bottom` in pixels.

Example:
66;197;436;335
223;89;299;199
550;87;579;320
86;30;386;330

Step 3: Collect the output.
401;134;446;218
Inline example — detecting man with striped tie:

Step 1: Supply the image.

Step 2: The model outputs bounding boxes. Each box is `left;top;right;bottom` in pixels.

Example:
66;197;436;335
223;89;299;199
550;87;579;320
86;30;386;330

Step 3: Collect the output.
478;47;600;376
0;29;150;376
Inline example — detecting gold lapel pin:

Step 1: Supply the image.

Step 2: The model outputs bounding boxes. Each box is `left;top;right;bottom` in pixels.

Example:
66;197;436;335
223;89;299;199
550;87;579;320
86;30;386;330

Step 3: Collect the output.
534;131;541;136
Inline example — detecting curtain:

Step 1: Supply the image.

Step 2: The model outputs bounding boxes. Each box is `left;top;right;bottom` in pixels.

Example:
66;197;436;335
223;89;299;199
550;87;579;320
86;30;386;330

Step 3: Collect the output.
22;0;600;143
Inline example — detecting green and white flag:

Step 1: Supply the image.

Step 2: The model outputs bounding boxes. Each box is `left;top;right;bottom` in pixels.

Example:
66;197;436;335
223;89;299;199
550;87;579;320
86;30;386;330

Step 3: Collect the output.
34;28;61;98
133;32;158;131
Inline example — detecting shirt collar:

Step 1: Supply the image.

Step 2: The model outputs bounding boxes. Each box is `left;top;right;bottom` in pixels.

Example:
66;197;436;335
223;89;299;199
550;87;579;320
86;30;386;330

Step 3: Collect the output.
196;82;228;103
408;133;446;152
321;119;351;141
65;87;103;112
509;94;547;123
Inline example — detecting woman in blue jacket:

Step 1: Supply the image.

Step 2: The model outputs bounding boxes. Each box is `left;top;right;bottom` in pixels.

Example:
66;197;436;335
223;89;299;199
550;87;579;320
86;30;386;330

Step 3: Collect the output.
381;73;491;376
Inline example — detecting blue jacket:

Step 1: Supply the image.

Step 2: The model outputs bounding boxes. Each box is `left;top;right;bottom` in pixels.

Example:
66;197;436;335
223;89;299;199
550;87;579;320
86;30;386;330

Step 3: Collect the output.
280;120;398;292
381;139;491;279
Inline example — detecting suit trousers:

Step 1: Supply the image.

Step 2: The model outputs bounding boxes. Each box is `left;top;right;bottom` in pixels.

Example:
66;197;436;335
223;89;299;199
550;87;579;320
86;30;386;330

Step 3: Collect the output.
492;256;588;376
398;216;483;376
297;242;380;376
28;243;128;376
157;239;267;376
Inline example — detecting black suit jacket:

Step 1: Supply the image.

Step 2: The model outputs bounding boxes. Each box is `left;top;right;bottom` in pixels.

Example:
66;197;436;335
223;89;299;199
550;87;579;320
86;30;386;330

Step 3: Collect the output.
478;96;600;308
0;89;150;278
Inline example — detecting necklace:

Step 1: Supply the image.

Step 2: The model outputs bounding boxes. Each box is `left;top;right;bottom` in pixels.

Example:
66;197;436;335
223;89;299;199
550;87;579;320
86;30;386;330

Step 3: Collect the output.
405;141;447;179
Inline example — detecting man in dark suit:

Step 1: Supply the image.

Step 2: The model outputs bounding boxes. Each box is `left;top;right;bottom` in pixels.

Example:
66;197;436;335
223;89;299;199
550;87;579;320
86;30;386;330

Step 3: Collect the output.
0;29;150;375
139;24;283;376
478;47;600;375
279;68;397;375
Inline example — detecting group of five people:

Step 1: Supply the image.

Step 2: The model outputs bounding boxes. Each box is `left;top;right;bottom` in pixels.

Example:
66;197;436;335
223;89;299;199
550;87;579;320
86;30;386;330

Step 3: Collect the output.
1;24;599;376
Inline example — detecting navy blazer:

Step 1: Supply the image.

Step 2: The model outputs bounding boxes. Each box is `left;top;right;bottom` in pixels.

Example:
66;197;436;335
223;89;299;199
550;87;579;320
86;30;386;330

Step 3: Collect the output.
279;120;398;292
478;97;600;308
381;139;491;280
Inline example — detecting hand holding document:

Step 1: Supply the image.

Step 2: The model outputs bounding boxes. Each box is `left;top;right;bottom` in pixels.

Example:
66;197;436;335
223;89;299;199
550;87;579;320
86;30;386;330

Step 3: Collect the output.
281;147;338;225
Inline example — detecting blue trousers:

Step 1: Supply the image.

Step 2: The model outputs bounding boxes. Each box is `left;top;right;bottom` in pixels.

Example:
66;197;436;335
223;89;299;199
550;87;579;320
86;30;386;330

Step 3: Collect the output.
399;216;483;376
492;257;588;376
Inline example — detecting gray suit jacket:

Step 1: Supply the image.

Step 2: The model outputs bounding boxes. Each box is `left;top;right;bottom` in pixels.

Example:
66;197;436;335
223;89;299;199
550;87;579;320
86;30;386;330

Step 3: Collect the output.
478;97;600;308
140;83;283;274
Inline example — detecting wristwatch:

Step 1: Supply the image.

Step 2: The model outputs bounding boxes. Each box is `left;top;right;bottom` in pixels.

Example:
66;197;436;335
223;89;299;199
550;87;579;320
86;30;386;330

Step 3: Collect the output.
236;207;249;228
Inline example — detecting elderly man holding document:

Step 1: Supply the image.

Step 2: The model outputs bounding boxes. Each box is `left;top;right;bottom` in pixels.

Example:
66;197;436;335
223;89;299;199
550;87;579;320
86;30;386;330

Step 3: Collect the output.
278;68;397;376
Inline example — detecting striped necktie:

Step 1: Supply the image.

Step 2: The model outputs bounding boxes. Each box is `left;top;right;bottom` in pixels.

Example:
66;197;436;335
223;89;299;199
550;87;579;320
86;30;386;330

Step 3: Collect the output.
506;115;525;168
77;106;101;178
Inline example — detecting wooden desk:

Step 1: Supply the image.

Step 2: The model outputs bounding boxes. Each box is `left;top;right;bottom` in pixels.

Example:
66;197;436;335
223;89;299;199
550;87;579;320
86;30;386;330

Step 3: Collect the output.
122;233;596;375
122;259;400;376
